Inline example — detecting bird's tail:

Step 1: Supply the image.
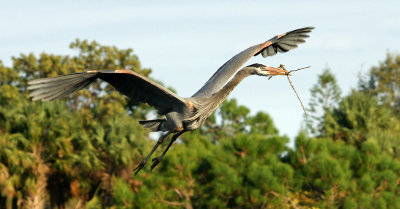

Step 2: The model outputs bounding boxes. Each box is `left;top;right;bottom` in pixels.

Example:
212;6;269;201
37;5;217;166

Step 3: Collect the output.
28;72;98;101
139;119;165;132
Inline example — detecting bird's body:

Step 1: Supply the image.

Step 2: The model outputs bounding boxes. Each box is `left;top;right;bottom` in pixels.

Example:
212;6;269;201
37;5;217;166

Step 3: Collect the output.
28;27;314;173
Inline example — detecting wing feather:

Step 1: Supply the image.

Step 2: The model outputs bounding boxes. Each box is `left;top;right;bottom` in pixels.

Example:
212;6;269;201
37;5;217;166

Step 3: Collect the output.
266;45;277;56
28;70;188;115
97;70;187;115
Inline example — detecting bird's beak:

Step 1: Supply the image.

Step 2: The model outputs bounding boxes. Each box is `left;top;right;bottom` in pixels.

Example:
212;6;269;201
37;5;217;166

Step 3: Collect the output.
263;66;288;76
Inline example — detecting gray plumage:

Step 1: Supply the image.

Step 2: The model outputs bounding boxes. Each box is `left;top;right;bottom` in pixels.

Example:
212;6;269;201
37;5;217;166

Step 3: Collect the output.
28;27;314;173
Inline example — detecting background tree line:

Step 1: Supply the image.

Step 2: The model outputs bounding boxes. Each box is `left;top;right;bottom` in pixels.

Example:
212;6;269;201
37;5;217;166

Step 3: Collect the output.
0;40;399;208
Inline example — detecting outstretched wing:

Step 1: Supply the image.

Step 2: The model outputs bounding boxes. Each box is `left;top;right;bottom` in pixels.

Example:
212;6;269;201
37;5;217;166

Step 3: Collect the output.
28;70;188;115
193;26;314;97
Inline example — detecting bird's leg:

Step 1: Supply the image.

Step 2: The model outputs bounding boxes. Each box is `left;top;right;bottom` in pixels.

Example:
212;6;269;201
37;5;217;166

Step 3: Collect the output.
133;131;171;175
151;130;185;170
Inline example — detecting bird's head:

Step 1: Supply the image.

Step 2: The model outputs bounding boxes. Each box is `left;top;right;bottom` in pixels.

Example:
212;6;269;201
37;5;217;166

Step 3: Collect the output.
246;63;288;77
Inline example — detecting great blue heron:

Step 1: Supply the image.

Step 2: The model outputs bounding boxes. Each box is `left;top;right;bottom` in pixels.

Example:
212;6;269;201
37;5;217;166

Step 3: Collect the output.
28;27;314;174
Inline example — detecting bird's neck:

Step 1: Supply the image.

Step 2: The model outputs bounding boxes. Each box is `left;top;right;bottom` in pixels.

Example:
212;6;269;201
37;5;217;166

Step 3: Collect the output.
212;68;253;102
183;68;253;130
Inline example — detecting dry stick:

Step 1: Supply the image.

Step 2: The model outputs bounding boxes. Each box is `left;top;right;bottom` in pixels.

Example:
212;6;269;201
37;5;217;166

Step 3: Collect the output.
287;75;307;116
284;66;311;116
288;66;311;73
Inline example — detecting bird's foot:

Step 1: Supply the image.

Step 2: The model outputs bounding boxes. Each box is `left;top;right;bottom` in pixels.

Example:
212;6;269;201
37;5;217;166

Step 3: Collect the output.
151;156;163;170
133;160;147;175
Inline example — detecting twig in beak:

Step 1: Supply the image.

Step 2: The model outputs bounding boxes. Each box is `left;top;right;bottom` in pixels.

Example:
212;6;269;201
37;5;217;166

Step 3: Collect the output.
279;65;310;116
288;66;311;74
287;75;307;116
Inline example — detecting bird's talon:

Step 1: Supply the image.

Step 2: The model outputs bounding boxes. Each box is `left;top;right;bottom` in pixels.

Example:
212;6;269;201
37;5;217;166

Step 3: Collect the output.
151;157;162;170
133;161;146;175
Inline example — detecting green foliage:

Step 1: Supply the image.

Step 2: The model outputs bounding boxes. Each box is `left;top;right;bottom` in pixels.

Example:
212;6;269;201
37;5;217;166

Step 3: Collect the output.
324;91;400;147
0;40;151;208
360;53;400;114
289;134;400;208
1;42;400;208
306;68;341;136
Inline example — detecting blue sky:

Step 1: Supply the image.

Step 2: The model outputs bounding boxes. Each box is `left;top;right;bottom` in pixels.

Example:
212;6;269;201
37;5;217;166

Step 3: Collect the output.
1;0;399;141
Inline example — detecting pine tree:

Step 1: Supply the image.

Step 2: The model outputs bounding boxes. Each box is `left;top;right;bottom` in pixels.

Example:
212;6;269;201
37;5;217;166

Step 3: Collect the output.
289;133;400;208
359;53;400;114
306;68;341;137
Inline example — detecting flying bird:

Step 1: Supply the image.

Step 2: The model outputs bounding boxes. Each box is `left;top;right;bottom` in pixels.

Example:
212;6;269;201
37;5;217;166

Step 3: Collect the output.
28;27;314;174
